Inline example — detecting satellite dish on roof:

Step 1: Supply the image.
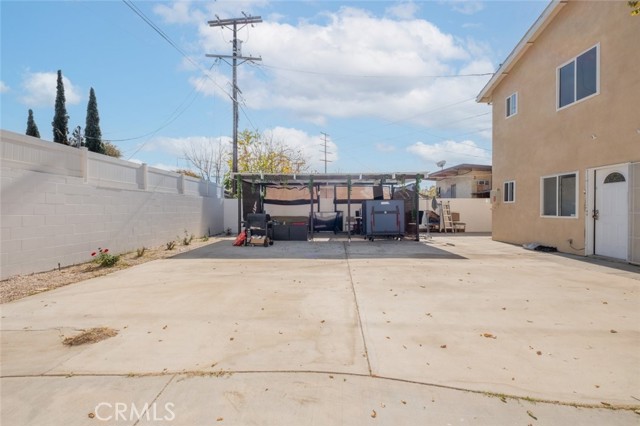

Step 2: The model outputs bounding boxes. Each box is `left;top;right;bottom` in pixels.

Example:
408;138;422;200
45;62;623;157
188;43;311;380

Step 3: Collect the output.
436;160;446;169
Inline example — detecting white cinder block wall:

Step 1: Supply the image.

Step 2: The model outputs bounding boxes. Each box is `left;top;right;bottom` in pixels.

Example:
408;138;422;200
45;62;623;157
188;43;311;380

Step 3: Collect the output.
0;130;225;279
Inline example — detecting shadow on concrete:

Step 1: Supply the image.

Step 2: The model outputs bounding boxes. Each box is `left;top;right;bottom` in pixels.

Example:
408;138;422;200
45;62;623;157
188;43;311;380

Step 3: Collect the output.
554;253;640;279
170;239;466;261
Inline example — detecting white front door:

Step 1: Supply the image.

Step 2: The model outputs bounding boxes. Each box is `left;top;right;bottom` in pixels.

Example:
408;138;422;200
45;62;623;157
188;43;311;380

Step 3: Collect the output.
594;165;629;260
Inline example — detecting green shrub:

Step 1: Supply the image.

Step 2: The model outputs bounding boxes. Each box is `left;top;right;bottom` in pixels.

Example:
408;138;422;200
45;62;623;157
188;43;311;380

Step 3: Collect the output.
91;248;119;267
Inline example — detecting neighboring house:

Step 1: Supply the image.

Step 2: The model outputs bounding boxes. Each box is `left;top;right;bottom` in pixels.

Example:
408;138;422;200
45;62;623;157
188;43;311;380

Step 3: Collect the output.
477;0;639;263
428;164;492;199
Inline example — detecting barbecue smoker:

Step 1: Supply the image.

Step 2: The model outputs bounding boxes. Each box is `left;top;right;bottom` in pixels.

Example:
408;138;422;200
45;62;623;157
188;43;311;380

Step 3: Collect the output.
244;213;274;247
360;200;404;241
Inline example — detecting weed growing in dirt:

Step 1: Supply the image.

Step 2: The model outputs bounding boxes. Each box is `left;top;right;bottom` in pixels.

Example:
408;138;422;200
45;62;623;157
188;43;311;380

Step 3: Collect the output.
181;230;194;246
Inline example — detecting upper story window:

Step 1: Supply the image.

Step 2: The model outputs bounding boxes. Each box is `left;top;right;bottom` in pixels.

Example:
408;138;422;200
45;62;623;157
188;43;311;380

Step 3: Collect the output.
557;44;599;110
506;92;517;118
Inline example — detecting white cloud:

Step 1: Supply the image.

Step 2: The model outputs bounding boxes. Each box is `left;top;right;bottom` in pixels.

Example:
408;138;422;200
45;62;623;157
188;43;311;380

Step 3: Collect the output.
155;0;268;25
406;139;490;166
150;163;180;172
267;127;338;172
385;2;420;20
0;81;9;93
128;158;186;173
449;0;485;15
19;71;82;107
189;5;494;133
151;2;495;138
142;129;332;173
153;1;203;25
145;135;231;157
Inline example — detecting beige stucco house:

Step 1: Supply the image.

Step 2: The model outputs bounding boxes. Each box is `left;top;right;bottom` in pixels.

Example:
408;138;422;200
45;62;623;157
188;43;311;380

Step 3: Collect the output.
428;164;492;199
477;0;639;264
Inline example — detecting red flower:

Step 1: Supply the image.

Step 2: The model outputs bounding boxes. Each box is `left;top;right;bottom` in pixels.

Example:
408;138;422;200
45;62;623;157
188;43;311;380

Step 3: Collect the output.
91;252;97;256
103;249;109;253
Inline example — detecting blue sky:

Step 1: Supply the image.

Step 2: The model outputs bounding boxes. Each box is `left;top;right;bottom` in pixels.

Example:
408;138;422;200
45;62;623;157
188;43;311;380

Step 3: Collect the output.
0;0;549;176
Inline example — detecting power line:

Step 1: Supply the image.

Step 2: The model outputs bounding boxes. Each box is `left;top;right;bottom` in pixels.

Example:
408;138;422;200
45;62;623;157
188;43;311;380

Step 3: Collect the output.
112;61;217;156
328;98;480;145
122;0;232;102
238;103;259;134
255;62;494;79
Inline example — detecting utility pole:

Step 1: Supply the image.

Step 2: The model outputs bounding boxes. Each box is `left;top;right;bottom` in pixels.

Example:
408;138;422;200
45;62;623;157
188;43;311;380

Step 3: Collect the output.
320;132;332;173
206;14;262;233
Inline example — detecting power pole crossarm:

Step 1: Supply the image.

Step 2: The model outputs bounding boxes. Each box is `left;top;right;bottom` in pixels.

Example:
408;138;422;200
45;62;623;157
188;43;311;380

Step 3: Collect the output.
207;16;262;27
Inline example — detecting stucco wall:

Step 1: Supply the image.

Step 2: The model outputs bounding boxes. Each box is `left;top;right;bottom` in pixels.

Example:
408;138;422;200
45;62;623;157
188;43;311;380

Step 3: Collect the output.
434;198;492;233
632;163;640;265
488;1;640;257
0;130;225;279
435;171;492;199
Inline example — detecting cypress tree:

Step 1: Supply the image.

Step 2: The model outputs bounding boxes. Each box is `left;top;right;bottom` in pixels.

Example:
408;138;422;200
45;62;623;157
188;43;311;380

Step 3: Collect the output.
26;109;41;138
51;70;69;144
84;87;104;153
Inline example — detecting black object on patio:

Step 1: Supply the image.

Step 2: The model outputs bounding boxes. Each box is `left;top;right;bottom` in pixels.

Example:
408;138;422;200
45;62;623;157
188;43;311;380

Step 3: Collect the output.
244;213;274;247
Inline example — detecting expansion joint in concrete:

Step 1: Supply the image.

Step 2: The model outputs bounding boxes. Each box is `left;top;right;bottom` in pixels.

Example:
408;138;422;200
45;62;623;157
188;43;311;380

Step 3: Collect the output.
343;242;372;376
132;374;176;426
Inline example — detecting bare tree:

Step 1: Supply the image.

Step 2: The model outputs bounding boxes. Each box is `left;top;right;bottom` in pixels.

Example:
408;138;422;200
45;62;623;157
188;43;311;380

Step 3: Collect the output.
182;138;229;182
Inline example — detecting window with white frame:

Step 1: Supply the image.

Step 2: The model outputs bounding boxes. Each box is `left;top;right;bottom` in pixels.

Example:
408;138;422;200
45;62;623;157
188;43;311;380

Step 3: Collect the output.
506;93;517;118
503;181;515;203
557;45;599;109
541;173;577;217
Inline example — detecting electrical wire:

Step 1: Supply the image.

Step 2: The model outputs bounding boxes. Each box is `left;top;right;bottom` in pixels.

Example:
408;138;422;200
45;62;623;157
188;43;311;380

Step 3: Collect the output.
238;103;259;134
117;0;243;156
329;98;479;145
255;62;494;79
111;61;217;144
122;0;232;101
120;0;494;169
122;62;218;159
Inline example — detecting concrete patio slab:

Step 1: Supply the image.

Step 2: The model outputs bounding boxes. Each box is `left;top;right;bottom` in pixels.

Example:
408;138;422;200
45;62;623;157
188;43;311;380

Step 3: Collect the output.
2;258;367;376
1;235;638;425
1;375;172;426
145;372;638;426
1;374;637;426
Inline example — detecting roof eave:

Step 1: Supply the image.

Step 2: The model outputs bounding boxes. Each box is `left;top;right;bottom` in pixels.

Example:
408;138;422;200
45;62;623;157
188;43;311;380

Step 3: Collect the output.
476;0;567;104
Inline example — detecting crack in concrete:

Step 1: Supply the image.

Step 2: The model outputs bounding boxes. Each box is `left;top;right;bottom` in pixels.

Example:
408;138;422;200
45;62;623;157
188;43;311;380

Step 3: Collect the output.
132;374;176;426
1;327;84;332
2;370;638;412
343;242;372;376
